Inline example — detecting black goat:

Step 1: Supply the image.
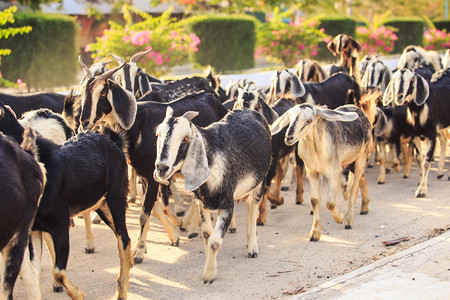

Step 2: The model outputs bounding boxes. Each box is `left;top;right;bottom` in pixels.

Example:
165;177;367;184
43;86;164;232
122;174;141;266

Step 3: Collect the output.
0;129;44;300
77;62;228;265
154;108;272;283
0;101;132;299
383;68;450;197
0;91;65;118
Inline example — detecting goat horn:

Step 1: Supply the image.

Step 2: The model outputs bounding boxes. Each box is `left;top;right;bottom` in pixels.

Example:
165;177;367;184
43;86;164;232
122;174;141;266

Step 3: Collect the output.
98;62;126;82
130;49;152;63
110;53;125;64
100;58;113;67
78;56;93;79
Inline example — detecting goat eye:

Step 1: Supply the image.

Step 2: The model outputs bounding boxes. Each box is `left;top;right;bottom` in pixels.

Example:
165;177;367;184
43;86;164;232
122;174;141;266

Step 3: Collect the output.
306;119;312;124
184;136;190;141
101;90;107;97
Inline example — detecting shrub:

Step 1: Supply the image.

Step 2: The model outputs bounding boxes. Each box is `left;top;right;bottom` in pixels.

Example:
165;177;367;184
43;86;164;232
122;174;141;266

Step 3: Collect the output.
188;14;257;72
0;11;77;90
0;6;31;88
256;8;330;67
434;20;450;32
356;26;398;55
423;28;450;50
87;5;200;77
383;17;424;53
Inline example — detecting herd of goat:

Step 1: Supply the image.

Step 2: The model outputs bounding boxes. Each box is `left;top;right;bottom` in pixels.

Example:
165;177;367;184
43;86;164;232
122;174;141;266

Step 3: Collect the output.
0;33;449;299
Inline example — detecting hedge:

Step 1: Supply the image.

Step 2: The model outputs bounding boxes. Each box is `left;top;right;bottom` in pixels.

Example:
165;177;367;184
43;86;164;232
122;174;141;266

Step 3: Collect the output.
434;20;450;32
188;15;258;72
0;13;78;90
316;16;358;62
383;17;424;53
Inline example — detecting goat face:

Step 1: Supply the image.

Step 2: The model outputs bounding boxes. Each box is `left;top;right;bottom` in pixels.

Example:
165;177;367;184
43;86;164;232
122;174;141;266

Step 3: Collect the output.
327;34;361;57
267;70;306;104
154;107;210;191
361;60;391;94
383;69;429;107
78;60;136;132
234;90;260;110
111;50;151;95
397;48;422;70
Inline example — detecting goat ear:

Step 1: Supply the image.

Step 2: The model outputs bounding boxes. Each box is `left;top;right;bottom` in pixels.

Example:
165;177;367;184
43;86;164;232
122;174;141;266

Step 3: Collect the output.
380;68;392;94
413;75;429;106
373;107;389;137
327;36;338;56
288;71;306;97
182;111;199;121
165;106;174;119
270;109;292;136
261;101;279;125
279;70;290;95
314;107;358;122
181;128;210;191
107;81;137;130
349;36;361;53
382;80;394;106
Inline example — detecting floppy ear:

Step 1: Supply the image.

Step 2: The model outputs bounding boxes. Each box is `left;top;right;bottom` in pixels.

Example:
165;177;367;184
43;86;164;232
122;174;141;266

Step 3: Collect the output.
380;68;392;94
349;36;361;53
181;127;210;191
382;80;394;106
107;81;137;130
270;109;292;135
413;75;429;106
288;71;306;97
314;107;358;122
279;70;291;95
373;107;389;137
260;100;279;125
327;36;338;56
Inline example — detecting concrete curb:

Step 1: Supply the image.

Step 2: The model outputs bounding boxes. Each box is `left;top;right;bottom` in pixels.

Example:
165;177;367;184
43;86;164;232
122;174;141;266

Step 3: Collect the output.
295;230;450;299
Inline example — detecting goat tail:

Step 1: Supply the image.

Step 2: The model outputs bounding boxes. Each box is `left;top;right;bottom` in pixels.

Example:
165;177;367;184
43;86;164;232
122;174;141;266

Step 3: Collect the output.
21;126;39;161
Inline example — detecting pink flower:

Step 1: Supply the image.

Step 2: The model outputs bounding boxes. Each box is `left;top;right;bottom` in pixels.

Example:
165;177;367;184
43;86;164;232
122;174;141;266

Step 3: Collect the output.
84;44;91;52
320;28;325;33
170;30;179;37
311;50;318;56
189;33;201;46
155;54;164;65
17;79;22;84
384;46;391;52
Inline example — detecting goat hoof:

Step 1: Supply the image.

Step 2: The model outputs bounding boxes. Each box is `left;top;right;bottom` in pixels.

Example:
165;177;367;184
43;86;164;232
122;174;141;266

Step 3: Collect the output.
180;226;186;232
296;200;303;205
229;228;236;233
256;221;265;226
53;285;64;293
203;279;215;284
437;174;444;179
386;169;391;174
344;225;352;229
176;211;185;217
377;181;384;185
310;210;313;215
188;233;198;239
85;248;95;254
368;164;373;168
403;175;409;179
172;239;180;247
360;211;369;215
415;193;426;198
281;186;289;191
270;204;278;209
134;257;144;264
248;252;257;258
309;237;319;242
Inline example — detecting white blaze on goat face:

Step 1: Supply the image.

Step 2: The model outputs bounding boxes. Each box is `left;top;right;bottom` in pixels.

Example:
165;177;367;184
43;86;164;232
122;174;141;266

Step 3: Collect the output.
285;106;315;145
117;63;139;93
79;79;108;129
155;112;192;182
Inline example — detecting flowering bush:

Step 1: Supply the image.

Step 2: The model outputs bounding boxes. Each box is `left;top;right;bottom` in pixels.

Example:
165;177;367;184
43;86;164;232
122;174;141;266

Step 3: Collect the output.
424;28;450;51
356;25;398;55
87;5;200;77
256;8;330;67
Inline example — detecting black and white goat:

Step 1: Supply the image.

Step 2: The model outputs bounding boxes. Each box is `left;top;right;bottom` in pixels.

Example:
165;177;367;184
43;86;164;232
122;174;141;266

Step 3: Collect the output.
397;45;442;72
271;104;372;240
77;62;229;265
296;59;328;82
233;89;304;225
0;101;133;300
383;68;450;197
0;129;45;300
442;49;450;70
327;33;362;83
80;58;112;86
0;92;66;118
360;56;392;95
154;107;272;283
268;69;360;108
111;50;162;98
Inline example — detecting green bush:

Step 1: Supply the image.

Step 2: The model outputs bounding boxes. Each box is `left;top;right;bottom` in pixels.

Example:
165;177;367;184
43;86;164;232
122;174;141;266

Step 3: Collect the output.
316;16;358;62
383;17;424;53
188;15;257;72
0;12;77;90
434;20;450;32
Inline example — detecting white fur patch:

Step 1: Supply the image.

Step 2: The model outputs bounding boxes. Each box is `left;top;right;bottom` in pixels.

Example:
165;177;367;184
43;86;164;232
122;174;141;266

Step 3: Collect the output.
206;153;226;192
19;117;67;145
305;94;315;105
233;174;256;200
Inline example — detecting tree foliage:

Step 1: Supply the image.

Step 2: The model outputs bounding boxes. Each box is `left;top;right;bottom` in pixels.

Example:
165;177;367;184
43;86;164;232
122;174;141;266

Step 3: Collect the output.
0;6;32;87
